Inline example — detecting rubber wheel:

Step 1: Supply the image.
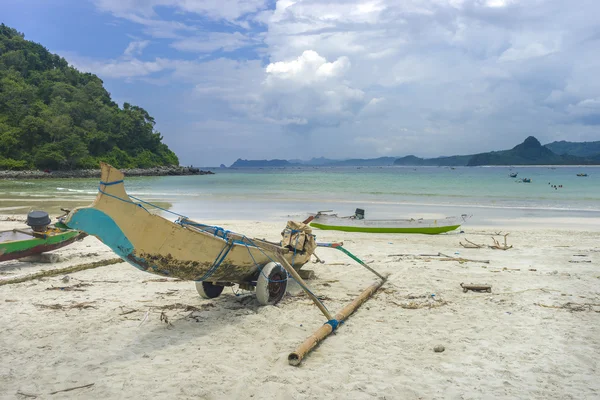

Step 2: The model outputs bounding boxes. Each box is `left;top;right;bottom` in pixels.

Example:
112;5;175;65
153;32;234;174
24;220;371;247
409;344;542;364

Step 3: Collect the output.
256;262;288;306
195;281;225;299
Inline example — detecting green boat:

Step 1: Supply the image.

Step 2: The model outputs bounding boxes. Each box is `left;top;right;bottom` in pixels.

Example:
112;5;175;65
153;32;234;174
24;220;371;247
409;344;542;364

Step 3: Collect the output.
0;211;85;262
308;209;468;235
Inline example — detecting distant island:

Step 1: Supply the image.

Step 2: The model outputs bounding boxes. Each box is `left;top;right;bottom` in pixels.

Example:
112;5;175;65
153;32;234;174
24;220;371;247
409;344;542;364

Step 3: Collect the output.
229;137;600;167
0;24;184;173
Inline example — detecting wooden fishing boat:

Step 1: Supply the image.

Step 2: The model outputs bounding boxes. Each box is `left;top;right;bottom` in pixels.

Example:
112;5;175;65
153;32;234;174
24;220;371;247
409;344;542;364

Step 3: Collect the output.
308;209;467;234
509;172;518;178
0;211;84;262
62;163;317;305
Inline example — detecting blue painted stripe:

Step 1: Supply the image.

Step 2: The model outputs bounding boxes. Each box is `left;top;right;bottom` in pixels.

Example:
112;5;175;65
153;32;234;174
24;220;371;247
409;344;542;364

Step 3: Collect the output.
66;208;148;272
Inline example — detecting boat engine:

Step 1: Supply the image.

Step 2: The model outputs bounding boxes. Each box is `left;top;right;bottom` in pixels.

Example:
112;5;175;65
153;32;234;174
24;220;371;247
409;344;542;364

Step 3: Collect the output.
355;208;365;220
26;210;51;232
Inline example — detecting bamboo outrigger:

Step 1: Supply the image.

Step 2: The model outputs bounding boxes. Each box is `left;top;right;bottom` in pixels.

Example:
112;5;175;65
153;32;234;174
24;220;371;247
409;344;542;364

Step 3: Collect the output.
62;163;388;364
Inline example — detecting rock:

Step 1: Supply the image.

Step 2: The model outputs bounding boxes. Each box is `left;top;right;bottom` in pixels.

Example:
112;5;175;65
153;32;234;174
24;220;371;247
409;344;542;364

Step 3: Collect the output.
433;345;445;353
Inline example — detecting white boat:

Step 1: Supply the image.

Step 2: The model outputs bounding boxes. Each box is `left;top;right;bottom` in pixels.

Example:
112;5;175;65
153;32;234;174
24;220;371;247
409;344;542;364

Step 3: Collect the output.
307;209;468;234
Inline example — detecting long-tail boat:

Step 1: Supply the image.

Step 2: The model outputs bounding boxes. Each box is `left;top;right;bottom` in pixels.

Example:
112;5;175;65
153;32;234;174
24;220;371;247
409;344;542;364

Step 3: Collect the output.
0;211;84;262
59;163;392;366
62;163;317;305
308;209;468;234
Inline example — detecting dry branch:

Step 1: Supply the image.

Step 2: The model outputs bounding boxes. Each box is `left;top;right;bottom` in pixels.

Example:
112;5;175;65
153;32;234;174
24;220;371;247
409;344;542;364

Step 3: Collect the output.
49;383;94;395
0;258;123;286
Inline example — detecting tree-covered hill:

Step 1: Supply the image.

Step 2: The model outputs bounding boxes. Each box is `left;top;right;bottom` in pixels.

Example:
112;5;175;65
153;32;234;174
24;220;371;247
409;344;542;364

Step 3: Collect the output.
0;24;179;170
544;140;600;158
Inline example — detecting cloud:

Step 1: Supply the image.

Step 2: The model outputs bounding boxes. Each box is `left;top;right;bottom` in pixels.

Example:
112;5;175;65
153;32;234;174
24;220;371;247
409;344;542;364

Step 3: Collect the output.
93;0;269;25
68;56;173;78
171;32;258;53
124;40;150;57
69;0;600;164
260;50;367;127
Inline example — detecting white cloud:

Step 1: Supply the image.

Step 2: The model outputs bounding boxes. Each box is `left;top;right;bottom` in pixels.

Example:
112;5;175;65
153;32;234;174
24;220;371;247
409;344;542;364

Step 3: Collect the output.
74;0;600;164
265;50;350;84
171;32;256;53
261;50;367;127
93;0;269;25
68;56;173;78
124;40;150;57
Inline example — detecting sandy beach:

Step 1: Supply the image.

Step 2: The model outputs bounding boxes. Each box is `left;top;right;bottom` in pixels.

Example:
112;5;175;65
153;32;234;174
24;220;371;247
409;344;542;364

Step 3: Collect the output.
1;215;599;399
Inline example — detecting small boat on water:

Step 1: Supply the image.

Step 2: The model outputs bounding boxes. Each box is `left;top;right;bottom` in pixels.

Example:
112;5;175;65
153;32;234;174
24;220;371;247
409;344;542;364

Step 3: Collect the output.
577;173;588;177
509;172;518;178
0;211;85;262
307;209;468;234
62;163;317;305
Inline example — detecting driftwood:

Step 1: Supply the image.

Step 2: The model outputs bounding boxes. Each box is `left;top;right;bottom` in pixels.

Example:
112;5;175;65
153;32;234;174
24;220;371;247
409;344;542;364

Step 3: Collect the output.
459;239;484;249
438;253;490;264
535;302;600;312
460;233;512;250
0;258;123;286
388;253;489;264
49;383;94;395
460;283;492;293
34;301;96;310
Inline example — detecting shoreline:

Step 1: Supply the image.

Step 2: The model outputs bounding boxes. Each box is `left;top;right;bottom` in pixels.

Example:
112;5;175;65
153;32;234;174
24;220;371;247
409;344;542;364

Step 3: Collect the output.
0;166;215;179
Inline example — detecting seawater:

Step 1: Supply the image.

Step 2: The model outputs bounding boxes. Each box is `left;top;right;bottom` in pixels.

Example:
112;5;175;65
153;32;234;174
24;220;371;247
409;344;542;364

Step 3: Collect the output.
2;166;600;226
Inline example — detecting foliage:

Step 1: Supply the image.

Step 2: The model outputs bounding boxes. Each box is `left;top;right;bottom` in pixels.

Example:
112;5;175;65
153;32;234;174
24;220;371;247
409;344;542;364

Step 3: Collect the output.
0;24;179;170
544;140;600;158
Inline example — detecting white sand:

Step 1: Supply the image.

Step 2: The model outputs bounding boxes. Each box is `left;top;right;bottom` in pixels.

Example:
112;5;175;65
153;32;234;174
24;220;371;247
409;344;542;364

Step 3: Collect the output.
1;216;599;399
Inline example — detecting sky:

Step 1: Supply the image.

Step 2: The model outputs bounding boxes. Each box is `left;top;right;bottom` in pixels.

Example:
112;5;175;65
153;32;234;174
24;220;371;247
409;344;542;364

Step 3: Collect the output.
2;0;600;166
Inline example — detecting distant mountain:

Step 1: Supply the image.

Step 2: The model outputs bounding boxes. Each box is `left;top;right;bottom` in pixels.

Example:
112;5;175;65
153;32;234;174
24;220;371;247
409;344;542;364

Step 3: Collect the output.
393;136;599;166
288;157;338;166
544;140;600;158
328;157;397;167
229;156;396;167
228;137;600;168
394;154;472;166
467;136;573;166
230;158;294;168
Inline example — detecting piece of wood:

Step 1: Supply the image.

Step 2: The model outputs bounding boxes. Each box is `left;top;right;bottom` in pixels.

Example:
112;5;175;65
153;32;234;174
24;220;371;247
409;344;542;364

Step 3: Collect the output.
459;239;484;248
0;258;123;286
288;274;389;366
460;283;492;293
12;228;43;238
438;253;490;264
49;383;94;395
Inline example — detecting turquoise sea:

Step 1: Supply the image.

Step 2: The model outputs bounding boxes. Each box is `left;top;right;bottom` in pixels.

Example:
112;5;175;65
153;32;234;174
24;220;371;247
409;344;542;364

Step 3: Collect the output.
2;166;600;227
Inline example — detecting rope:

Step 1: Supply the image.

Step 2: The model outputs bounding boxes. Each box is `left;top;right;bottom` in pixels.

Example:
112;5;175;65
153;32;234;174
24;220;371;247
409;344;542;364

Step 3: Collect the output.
99;180;123;186
98;186;149;213
195;240;234;282
325;319;341;331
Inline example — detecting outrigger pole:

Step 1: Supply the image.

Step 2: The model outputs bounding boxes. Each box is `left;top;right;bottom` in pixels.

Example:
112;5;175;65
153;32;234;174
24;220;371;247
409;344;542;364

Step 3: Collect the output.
268;242;388;366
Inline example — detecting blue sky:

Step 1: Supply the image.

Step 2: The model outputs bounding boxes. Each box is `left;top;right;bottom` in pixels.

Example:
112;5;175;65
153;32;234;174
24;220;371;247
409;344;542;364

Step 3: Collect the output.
3;0;600;166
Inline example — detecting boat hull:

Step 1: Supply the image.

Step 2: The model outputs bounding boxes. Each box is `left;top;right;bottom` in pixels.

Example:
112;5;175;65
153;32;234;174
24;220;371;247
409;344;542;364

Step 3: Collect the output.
63;163;313;283
0;229;83;262
310;222;461;234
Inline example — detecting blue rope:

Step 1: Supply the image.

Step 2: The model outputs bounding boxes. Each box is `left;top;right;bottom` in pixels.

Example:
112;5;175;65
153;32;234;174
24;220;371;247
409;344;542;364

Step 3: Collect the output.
98;186;149;213
196;240;234;281
99;180;124;186
129;195;188;219
325;319;341;331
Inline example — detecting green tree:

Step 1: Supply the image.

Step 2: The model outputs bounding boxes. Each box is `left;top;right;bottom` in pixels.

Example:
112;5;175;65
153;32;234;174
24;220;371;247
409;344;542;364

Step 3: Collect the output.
0;23;180;170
